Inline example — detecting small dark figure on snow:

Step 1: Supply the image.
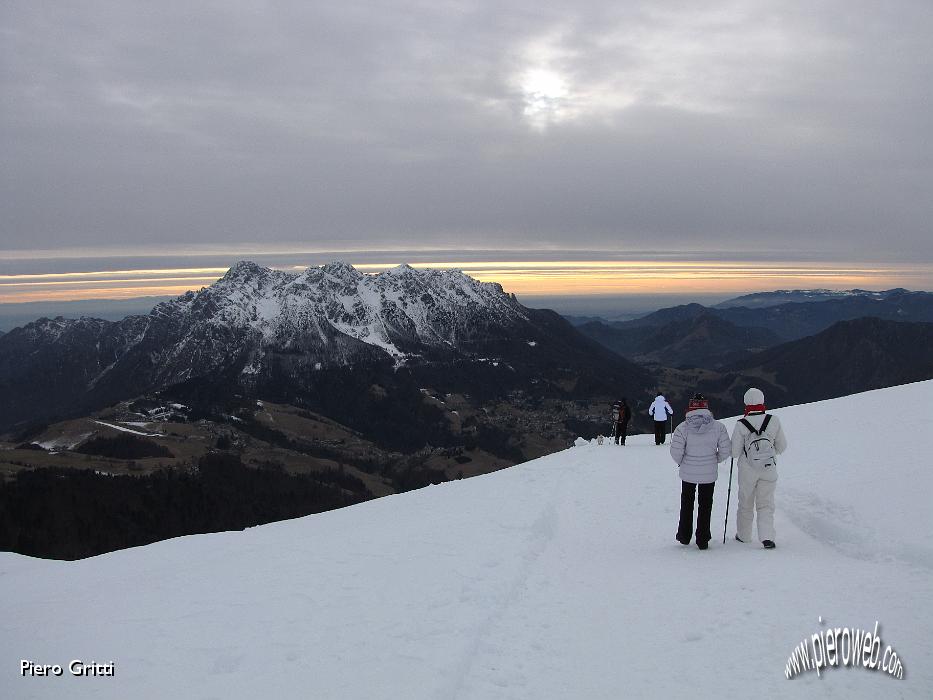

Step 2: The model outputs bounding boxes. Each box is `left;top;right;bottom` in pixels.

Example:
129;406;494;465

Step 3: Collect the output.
670;394;731;550
648;392;673;445
612;398;630;445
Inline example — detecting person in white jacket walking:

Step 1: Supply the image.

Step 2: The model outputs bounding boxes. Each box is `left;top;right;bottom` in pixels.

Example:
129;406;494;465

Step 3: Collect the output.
648;392;674;445
670;394;732;550
731;387;788;549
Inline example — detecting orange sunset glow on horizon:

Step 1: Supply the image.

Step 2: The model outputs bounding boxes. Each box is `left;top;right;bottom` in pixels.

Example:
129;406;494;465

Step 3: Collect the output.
1;259;930;305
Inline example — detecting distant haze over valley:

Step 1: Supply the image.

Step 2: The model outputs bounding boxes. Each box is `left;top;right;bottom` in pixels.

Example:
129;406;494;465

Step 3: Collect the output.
0;291;735;332
0;297;174;332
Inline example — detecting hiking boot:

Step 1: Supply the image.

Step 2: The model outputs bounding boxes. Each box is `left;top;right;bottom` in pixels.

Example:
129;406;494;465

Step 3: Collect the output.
763;540;776;549
696;541;709;550
676;535;690;546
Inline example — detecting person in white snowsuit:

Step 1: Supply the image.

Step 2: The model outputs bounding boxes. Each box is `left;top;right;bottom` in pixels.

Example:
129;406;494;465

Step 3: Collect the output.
731;387;788;549
670;394;731;549
648;392;673;445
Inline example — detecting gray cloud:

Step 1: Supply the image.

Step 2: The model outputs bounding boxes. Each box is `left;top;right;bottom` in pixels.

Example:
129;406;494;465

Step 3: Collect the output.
2;0;932;262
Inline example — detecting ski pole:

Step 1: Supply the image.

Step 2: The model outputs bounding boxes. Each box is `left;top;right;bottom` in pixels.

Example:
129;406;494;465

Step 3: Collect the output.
723;457;734;544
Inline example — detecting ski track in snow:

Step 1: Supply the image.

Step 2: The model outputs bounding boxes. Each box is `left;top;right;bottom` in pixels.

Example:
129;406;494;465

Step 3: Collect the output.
92;420;160;437
441;457;566;700
2;382;933;699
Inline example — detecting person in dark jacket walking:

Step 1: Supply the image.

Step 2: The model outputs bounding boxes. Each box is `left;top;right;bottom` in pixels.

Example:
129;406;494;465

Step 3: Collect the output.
613;398;630;445
670;394;731;550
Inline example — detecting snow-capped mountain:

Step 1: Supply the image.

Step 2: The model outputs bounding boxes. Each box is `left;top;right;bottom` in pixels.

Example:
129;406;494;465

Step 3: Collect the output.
3;381;930;699
155;260;532;363
0;261;650;433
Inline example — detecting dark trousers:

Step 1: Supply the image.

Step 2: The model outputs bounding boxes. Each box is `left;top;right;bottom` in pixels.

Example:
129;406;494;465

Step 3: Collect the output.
654;420;667;445
614;421;628;444
678;481;715;546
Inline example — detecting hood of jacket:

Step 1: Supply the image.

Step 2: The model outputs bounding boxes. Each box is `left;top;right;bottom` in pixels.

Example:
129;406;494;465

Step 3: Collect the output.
685;408;714;432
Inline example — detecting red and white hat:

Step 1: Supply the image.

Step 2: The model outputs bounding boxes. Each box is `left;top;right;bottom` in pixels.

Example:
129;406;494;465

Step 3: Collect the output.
687;394;709;412
743;387;766;415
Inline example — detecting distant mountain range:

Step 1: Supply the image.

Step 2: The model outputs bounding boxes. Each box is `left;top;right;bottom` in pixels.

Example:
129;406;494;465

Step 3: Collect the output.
577;289;933;369
3;274;933;455
713;288;910;309
0;261;652;443
653;317;933;418
578;310;779;368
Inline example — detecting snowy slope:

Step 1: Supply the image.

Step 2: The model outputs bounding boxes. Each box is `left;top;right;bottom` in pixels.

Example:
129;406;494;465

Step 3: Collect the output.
3;382;932;699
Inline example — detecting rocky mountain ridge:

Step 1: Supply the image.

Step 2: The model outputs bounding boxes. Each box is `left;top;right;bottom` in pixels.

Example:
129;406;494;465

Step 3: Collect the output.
0;261;651;434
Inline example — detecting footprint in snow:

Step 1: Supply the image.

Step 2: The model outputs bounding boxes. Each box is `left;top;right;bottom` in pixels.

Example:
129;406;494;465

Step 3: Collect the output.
210;653;243;674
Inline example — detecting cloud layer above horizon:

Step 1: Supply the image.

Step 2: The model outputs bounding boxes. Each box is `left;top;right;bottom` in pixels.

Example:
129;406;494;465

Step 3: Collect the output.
2;1;932;265
2;256;930;305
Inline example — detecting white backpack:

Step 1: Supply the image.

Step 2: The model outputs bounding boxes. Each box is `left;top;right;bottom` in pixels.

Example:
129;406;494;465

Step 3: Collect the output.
739;415;776;469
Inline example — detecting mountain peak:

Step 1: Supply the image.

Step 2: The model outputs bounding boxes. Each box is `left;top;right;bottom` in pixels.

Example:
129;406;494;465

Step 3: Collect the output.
0;259;560;433
383;263;416;276
319;260;363;280
223;260;267;281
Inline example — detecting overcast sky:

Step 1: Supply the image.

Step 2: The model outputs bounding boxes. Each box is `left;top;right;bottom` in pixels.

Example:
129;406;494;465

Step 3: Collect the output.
2;1;932;274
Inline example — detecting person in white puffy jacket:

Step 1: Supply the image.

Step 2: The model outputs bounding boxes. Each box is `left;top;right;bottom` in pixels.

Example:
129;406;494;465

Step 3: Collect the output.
731;387;788;549
669;394;731;550
648;392;673;445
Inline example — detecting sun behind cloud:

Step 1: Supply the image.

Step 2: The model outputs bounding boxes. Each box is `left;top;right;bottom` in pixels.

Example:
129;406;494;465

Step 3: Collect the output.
519;68;571;128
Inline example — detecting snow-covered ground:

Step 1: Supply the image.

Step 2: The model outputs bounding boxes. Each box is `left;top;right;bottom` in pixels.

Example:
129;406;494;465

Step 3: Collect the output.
3;382;931;699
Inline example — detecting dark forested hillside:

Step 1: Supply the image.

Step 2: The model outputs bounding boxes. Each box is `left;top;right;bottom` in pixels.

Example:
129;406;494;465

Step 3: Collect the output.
722;318;933;406
651;318;933;418
0;453;371;560
579;313;779;369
